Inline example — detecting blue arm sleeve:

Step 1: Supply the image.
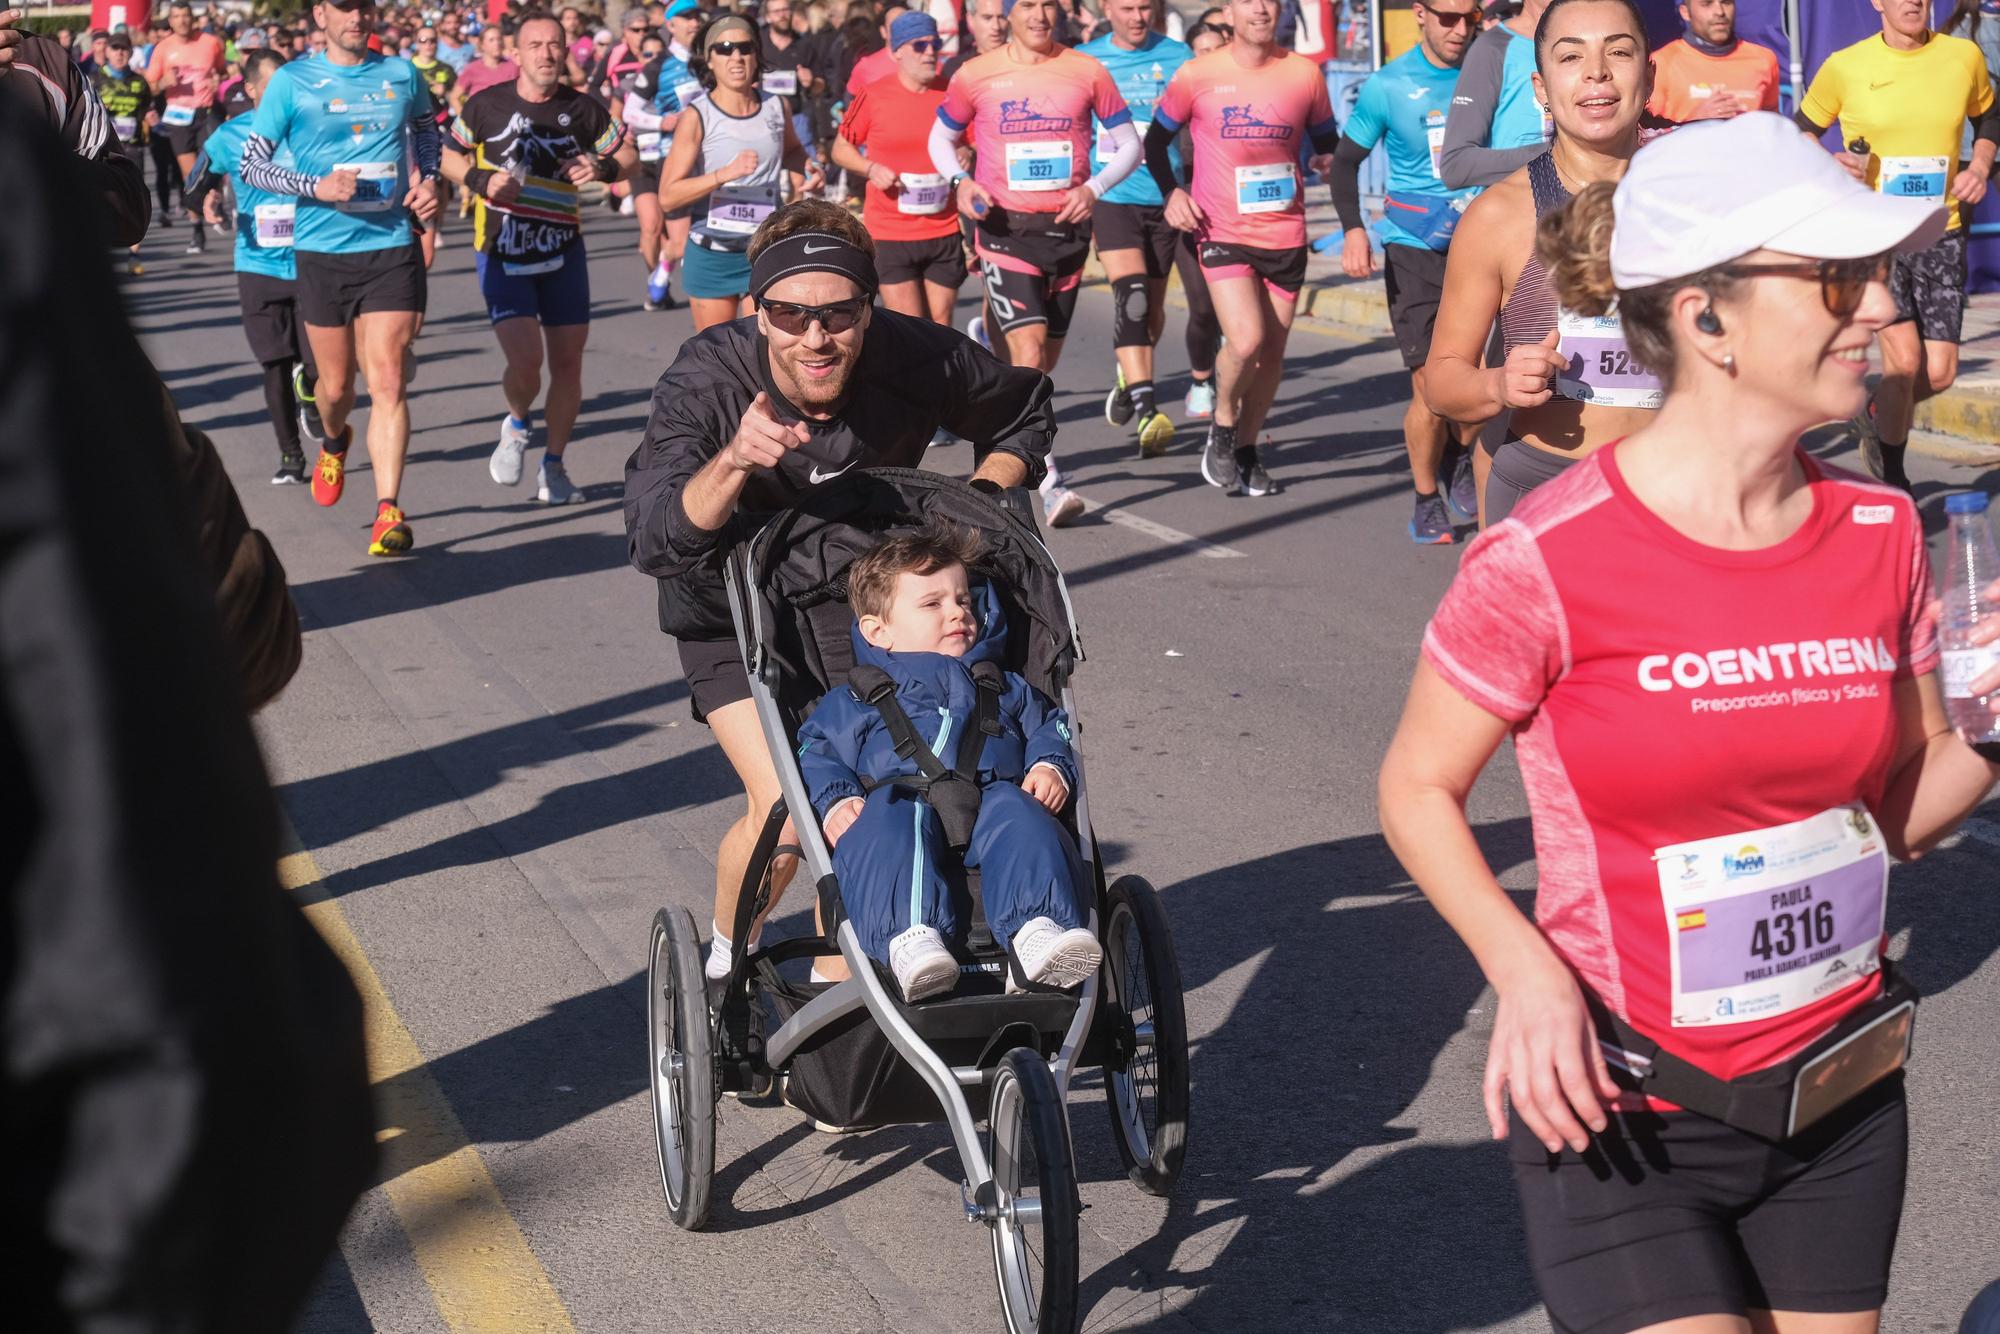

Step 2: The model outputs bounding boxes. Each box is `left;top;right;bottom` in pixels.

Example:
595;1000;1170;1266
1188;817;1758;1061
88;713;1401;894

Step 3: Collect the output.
1009;680;1078;792
796;695;869;818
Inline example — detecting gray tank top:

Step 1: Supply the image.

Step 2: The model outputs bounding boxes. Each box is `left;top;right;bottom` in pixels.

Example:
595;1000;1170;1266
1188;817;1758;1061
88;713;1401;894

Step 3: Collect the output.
692;91;787;252
1499;152;1567;354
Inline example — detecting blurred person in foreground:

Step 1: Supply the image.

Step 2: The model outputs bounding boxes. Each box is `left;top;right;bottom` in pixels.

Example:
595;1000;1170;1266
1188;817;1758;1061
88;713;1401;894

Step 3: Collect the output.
0;94;373;1333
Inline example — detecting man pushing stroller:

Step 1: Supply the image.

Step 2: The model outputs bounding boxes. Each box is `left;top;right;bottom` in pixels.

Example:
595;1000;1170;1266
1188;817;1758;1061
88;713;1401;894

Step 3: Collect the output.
798;525;1103;1003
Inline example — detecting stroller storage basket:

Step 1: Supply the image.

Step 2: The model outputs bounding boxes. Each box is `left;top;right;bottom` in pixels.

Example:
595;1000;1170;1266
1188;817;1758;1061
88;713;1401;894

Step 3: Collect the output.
767;973;1081;1130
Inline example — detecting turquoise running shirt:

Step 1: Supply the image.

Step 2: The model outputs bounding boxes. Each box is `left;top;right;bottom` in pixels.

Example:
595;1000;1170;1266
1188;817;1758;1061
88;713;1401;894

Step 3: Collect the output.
197;114;300;280
1077;30;1190;207
250;52;431;254
1343;45;1479;250
1494;29;1549;151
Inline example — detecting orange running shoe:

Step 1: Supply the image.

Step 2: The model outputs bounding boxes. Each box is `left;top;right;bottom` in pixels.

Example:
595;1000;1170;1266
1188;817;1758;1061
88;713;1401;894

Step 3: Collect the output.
369;503;413;556
312;427;351;507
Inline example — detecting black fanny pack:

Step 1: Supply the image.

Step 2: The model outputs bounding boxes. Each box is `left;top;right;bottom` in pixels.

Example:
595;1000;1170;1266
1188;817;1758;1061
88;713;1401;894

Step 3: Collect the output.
1588;963;1918;1143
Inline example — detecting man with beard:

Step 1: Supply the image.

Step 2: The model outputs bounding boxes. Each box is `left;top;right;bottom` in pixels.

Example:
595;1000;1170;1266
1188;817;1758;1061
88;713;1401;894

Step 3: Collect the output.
1645;0;1779;125
624;198;1053;996
240;0;442;557
445;11;635;504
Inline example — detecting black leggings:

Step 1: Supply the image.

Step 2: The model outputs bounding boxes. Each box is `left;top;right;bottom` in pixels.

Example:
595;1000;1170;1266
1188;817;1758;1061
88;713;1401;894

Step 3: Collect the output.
148;135;182;214
260;360;303;454
1174;237;1219;378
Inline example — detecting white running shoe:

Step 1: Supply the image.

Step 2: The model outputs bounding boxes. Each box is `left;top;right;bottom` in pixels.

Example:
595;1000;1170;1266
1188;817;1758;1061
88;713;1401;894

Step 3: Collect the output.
1184;380;1215;419
490;415;530;486
1042;486;1085;528
538;455;584;505
887;924;959;1002
966;314;990;351
1009;916;1102;991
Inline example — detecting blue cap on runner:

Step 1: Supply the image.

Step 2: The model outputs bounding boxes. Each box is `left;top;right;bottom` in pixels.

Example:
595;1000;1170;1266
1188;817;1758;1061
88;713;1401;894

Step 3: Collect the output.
890;11;938;48
665;0;698;17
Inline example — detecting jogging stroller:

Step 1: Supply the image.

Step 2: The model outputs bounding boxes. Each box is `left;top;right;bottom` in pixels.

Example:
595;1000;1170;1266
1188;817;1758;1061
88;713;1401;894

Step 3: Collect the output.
645;469;1191;1334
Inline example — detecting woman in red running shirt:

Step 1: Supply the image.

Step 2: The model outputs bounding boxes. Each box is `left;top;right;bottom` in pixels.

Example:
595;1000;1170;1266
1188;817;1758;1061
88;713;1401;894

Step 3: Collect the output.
1380;112;2000;1334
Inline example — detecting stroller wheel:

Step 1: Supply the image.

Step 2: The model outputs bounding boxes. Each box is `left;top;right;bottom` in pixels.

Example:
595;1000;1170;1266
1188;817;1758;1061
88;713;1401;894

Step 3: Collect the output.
988;1048;1080;1334
1102;875;1190;1196
648;907;716;1229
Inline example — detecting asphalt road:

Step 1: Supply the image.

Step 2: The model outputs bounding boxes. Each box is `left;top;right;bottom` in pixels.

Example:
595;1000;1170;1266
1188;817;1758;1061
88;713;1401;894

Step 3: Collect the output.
126;206;2000;1334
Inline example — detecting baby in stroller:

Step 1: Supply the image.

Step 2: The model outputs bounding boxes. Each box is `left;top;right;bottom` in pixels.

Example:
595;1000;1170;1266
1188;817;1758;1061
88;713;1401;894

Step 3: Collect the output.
796;524;1103;1003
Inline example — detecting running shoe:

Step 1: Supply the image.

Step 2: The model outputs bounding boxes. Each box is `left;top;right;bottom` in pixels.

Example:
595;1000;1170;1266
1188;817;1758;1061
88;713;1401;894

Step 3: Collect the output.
291;364;325;445
1201;429;1234;489
1104;367;1135;426
1042;485;1086;529
369;503;413;556
490;414;530;486
966;314;990;352
645;258;674;310
272;450;307;485
1443;447;1478;525
1135;409;1174;459
1238;446;1280;498
930;426;957;447
1184;379;1215;420
888;924;959;1002
619;193;636;216
126;255;145;276
537;455;584;505
1409;491;1455;545
184;233;205;255
1008;916;1103;992
311;428;350;507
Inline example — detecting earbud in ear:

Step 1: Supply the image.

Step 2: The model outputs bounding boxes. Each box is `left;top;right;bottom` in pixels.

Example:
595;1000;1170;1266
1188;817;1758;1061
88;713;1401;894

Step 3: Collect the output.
1696;308;1724;335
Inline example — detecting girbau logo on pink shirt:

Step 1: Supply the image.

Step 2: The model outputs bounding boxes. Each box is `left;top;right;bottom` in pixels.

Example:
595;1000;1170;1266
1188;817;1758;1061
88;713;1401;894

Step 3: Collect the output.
998;99;1073;133
1637;638;1900;693
1218;104;1294;140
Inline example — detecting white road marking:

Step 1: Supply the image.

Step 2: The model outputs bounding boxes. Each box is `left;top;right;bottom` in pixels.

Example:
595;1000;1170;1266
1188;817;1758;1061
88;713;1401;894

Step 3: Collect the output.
1071;491;1247;558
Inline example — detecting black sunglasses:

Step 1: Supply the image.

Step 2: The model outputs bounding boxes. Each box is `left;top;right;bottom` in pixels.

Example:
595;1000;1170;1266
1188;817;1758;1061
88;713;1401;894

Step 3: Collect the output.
1716;253;1893;319
760;295;871;335
709;38;757;55
904;37;941;52
1418;3;1479;26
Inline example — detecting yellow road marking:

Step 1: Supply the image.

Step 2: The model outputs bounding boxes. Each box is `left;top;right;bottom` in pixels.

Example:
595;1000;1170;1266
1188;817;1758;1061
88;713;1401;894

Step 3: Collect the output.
279;830;578;1334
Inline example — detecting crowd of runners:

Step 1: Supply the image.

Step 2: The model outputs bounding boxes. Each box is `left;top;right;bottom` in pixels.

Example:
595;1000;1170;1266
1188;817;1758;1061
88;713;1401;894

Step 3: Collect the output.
12;0;2000;1329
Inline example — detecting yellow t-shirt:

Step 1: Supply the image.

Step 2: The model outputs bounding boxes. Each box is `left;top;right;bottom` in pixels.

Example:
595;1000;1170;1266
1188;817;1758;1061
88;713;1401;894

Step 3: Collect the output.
1800;32;1995;232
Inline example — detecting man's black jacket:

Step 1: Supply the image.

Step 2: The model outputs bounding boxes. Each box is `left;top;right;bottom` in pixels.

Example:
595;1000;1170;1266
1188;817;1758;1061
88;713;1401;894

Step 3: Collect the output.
624;307;1055;642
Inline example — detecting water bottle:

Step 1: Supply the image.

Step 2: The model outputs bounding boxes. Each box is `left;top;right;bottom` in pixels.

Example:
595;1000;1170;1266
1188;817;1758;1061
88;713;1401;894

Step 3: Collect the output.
1941;491;2000;744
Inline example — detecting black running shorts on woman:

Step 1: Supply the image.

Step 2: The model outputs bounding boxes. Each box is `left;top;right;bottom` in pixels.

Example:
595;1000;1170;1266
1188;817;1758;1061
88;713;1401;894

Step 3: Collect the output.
1509;1076;1908;1334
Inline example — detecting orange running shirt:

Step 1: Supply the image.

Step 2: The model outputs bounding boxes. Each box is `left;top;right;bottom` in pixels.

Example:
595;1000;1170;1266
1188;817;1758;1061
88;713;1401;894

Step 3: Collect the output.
1646;38;1781;124
841;73;961;243
145;32;227;111
937;45;1130;215
1152;46;1336;251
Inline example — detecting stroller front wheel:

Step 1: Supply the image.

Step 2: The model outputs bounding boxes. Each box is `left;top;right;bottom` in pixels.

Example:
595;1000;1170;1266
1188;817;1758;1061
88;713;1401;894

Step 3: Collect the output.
648;907;716;1230
987;1047;1080;1334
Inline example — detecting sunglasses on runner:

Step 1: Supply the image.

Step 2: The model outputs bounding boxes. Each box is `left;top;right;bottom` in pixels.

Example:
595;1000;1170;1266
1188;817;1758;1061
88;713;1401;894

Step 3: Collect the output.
1715;253;1893;319
1417;2;1478;26
709;39;757;56
760;295;871;335
902;36;942;52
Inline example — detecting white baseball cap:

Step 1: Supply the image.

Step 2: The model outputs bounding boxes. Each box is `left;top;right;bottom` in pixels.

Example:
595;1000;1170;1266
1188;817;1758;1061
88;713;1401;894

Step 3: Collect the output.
1608;112;1948;291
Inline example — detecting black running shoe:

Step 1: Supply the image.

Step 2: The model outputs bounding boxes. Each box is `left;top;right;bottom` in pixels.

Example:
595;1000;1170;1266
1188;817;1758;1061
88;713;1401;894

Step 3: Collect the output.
272;450;308;485
1237;446;1279;497
1104;370;1135;426
1201;430;1235;488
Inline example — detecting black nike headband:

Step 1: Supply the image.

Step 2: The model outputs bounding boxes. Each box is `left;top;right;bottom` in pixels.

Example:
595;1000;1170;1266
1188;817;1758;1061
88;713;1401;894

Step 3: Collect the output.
749;231;879;301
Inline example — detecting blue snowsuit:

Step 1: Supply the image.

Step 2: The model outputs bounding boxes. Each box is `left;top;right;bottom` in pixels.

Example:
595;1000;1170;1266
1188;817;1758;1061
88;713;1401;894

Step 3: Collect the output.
796;584;1086;964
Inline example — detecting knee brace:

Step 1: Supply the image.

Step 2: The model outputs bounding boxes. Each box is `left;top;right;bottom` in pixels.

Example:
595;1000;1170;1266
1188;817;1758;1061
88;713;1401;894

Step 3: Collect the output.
1111;273;1150;349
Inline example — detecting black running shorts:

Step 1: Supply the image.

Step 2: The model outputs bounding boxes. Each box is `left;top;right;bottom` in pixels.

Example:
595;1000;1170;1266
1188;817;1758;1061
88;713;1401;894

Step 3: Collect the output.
158;106;219;158
975;212;1090;339
1383;242;1450;371
876;234;969;290
237;271;309;366
1510;1076;1908;1334
295;244;429;327
1888;228;1968;344
677;635;752;724
1093;200;1177;279
1196;239;1308;298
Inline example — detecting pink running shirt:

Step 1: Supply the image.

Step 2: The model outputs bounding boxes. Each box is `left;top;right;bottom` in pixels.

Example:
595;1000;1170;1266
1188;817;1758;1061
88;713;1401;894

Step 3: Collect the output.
1152;47;1335;250
937;45;1131;215
1422;447;1935;1088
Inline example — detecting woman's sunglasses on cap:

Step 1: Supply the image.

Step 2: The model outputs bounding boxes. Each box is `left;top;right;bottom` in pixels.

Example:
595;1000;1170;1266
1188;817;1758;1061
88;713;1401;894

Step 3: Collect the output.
759;295;871;335
1716;253;1892;319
